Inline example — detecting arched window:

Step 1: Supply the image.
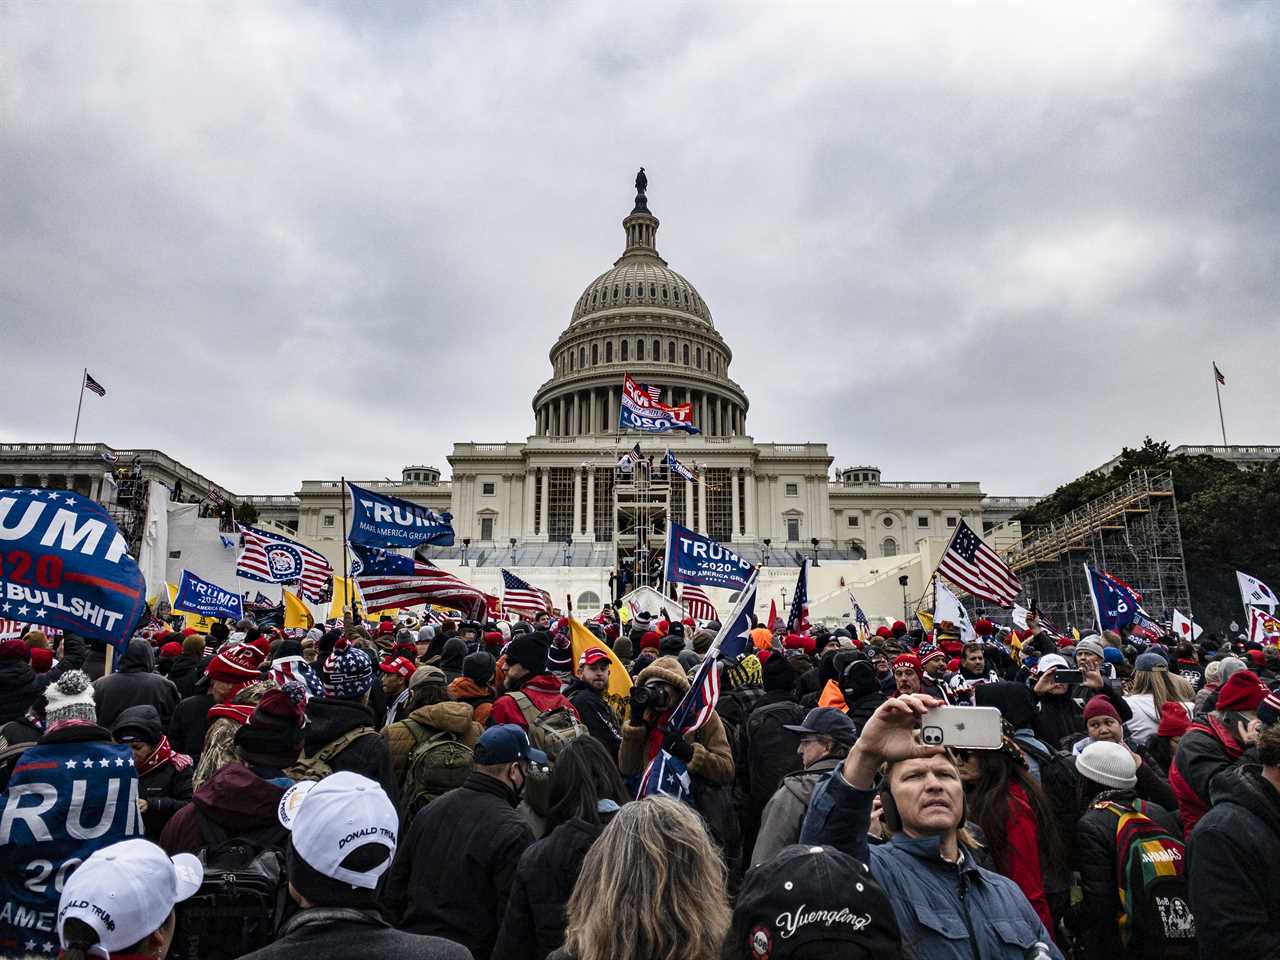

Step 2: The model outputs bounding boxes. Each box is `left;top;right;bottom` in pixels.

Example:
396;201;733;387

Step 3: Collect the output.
637;339;644;360
621;340;629;362
569;352;574;371
579;346;585;368
661;286;668;300
591;343;598;365
649;284;656;299
683;344;690;365
881;537;898;557
668;341;675;362
696;347;702;368
612;285;619;300
653;339;660;359
605;341;613;363
624;284;631;298
577;590;601;610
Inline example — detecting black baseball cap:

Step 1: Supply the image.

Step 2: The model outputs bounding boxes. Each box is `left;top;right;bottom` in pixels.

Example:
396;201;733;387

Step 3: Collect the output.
730;845;901;958
783;707;858;744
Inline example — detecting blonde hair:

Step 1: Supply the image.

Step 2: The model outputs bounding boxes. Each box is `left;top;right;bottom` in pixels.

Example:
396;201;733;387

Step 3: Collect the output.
561;796;729;960
1129;668;1195;713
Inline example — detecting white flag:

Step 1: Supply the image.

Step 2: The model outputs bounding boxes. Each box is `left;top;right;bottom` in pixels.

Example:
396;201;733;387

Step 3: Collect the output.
1237;570;1277;611
1171;609;1202;641
934;579;976;645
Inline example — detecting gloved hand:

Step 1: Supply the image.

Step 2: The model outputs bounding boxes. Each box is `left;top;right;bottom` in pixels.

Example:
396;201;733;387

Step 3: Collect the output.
629;699;647;728
663;734;694;764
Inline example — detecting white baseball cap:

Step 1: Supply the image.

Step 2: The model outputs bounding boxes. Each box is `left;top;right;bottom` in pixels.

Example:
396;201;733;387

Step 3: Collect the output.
277;771;398;889
1037;653;1069;673
58;839;202;954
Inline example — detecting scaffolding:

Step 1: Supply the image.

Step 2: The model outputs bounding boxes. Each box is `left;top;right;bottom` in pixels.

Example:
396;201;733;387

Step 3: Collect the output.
614;459;671;590
1000;470;1191;630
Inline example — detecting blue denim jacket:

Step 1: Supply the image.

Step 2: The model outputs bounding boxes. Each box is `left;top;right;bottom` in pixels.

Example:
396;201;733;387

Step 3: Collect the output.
800;766;1062;960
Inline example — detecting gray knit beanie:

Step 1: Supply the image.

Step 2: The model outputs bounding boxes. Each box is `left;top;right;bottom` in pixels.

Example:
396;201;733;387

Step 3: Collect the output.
1075;740;1137;791
44;670;97;724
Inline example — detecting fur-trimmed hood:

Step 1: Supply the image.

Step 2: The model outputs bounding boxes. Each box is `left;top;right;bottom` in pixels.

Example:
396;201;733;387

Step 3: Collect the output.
634;655;690;696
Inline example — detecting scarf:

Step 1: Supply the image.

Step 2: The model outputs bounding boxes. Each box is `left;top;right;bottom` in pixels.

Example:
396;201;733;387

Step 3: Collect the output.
137;735;193;776
207;703;255;725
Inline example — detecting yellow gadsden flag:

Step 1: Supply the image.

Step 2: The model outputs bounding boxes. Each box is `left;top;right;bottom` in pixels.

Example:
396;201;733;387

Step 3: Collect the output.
284;590;314;630
568;617;633;720
328;577;365;621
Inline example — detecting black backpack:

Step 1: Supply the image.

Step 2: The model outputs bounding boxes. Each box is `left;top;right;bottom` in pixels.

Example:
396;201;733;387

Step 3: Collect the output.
742;700;807;814
171;813;290;960
1018;737;1083;842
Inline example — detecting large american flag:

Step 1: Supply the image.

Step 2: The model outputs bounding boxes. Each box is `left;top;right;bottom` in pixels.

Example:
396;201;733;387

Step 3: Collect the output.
682;584;717;622
850;592;870;640
787;559;810;632
355;548;487;619
236;525;333;603
501;569;552;615
936;519;1021;607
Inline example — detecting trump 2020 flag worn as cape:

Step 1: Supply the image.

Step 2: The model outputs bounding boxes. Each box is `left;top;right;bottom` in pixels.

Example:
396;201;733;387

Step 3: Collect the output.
172;569;243;621
1237;570;1277;611
0;487;146;657
663;521;754;591
1083;564;1141;632
618;373;700;434
347;481;455;549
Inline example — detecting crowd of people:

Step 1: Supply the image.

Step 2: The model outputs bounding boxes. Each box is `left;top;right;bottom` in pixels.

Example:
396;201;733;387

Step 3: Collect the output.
1;602;1278;960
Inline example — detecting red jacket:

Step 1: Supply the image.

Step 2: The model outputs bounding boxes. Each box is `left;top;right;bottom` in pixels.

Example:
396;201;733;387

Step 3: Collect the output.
489;673;580;728
1002;780;1054;937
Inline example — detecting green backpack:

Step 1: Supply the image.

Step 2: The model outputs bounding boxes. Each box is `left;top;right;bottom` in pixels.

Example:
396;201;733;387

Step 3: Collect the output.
398;718;474;821
286;726;377;782
508;691;589;816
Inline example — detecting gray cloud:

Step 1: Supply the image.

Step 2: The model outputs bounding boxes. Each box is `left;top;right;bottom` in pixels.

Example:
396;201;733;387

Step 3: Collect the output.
2;2;1276;497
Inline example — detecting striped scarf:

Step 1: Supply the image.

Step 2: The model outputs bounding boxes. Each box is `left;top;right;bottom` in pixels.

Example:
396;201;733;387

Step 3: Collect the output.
137;735;192;776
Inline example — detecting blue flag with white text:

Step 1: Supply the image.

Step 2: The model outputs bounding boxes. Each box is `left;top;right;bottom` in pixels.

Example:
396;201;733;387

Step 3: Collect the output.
173;569;243;621
1083;564;1140;632
0;488;146;657
347;481;455;549
663;522;753;591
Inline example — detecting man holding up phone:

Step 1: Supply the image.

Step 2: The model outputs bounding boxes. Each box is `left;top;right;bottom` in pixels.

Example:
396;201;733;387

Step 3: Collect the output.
1031;652;1131;751
800;694;1062;959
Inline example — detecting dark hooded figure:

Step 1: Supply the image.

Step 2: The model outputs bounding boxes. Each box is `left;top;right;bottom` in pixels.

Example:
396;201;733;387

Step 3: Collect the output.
111;704;193;840
439;637;469;684
92;637;180;728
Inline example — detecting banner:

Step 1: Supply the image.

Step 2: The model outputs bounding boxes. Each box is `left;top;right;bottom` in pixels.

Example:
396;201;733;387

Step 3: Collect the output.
347;481;455;549
0;488;146;656
328;576;365;621
172;569;243;621
1248;606;1280;645
663;522;754;591
664;449;696;482
1083;564;1140;632
164;583;220;633
0;741;142;955
284;590;314;630
618;374;699;434
934;578;976;644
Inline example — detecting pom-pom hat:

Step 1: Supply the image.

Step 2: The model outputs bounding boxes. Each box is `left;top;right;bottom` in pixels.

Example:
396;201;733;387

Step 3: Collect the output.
44;670;96;724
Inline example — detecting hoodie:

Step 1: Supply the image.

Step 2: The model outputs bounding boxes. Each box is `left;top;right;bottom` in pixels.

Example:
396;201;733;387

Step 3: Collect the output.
159;761;290;856
92;639;180;728
448;676;496;725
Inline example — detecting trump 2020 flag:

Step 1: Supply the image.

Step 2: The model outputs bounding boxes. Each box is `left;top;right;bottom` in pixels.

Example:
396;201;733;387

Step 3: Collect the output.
1083;564;1140;632
1237;570;1277;611
347;481;455;549
618;374;700;434
172;569;243;621
0;488;146;656
663;521;754;591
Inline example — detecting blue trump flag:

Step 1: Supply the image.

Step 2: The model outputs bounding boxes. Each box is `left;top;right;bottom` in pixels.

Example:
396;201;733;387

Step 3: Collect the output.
173;568;243;621
663;522;754;591
347;482;455;549
0;740;142;955
1083;563;1139;632
0;488;146;657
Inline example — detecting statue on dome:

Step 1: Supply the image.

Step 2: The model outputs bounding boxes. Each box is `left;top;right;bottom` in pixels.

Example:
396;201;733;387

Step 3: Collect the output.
634;167;647;198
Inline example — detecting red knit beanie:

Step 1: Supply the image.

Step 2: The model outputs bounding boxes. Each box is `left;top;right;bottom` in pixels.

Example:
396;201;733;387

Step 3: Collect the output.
640;631;662;651
1156;700;1192;738
1083;695;1121;723
159;641;183;658
0;640;31;663
892;654;922;679
29;647;54;673
1217;671;1267;712
206;643;265;682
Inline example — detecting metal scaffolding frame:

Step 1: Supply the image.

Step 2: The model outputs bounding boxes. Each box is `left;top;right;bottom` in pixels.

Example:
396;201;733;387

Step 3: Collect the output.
614;461;671;590
1000;470;1192;630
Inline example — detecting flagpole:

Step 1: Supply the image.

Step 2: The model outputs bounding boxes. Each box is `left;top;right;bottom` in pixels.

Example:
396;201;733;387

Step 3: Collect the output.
72;368;87;443
341;475;351;627
1214;363;1227;446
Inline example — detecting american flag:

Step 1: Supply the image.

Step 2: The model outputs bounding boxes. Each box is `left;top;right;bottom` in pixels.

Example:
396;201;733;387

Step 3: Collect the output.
500;568;552;616
666;651;721;734
850;592;870;639
1214;362;1226;386
643;383;662;403
84;371;106;397
936;519;1021;608
637;748;692;801
621;442;643;466
235;525;334;604
355;548;487;619
787;558;810;632
682;584;717;622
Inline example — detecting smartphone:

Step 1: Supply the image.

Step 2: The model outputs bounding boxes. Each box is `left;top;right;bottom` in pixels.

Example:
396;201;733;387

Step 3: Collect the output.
919;706;1003;750
1051;668;1084;685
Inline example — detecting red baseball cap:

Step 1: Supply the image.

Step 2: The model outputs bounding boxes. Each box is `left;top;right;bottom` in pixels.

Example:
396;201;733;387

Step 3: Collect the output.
379;656;416;679
578;647;611;668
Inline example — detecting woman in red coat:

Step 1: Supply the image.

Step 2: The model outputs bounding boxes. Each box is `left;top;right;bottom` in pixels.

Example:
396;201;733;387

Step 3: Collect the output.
955;736;1066;938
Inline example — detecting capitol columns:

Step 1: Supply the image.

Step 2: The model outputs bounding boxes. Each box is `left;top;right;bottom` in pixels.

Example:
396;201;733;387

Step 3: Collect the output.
585;467;596;540
697;470;709;534
743;469;758;541
730;466;741;542
572;467;583;539
540;469;550;541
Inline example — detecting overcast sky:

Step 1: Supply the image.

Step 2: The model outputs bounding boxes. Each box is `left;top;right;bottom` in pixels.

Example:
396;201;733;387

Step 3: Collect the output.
3;2;1277;498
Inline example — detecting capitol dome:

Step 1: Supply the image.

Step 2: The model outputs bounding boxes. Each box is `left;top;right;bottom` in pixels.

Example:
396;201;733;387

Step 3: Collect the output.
532;173;749;439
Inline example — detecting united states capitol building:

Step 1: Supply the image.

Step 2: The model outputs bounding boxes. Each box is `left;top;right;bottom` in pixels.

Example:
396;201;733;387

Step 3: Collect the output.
1;175;1047;619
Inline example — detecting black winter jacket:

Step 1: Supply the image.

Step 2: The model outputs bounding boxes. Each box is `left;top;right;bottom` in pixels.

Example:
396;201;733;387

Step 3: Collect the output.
1187;765;1280;960
302;696;397;802
111;704;193;840
564;678;621;760
492;816;608;960
384;772;535;960
92;639;180;727
1072;789;1182;958
168;692;215;761
166;654;204;698
240;907;472;960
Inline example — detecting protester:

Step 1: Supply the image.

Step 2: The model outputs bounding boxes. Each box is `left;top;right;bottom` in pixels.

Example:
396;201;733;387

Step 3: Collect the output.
166;633;207;698
56;838;203;960
169;641;265;762
1032;653;1131;750
379;655;416;728
112;704;194;841
0;632;88;748
1187;721;1280;959
551;796;730;960
564;647;623;760
1193;656;1246;716
494;737;630;960
239;772;470;960
490;631;581;730
191;676;275;788
92;637;181;728
800;694;1062;958
450;650;498;724
734;652;806;851
381;664;481;812
837;657;887;731
751;706;856;866
384;724;540;959
1125;653;1196;742
619;656;735;786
